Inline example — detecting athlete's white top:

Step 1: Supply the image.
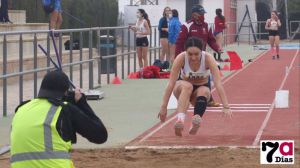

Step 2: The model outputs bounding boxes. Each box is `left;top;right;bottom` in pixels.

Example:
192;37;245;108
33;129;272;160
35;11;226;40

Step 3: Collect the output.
136;19;147;38
268;19;279;31
181;51;210;80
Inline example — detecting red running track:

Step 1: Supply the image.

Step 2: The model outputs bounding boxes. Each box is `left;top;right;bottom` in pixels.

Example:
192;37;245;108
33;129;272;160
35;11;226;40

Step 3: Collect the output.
126;49;300;149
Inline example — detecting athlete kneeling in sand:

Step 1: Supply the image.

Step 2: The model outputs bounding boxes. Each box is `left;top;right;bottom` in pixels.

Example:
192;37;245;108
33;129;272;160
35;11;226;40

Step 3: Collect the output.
158;37;232;136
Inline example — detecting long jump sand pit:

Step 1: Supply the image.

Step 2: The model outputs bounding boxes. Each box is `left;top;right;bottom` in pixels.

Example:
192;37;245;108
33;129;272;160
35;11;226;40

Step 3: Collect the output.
1;147;299;168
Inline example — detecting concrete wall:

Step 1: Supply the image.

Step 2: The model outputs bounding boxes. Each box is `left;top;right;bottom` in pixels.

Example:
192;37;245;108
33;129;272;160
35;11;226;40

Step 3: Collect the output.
202;0;224;25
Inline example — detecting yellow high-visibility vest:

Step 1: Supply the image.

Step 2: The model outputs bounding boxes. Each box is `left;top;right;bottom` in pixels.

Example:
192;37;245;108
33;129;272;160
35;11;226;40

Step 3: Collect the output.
11;99;74;168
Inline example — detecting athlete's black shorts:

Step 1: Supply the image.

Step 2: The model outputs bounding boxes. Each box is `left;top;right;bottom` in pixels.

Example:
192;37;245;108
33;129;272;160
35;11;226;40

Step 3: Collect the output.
193;83;210;93
136;37;149;47
269;30;279;36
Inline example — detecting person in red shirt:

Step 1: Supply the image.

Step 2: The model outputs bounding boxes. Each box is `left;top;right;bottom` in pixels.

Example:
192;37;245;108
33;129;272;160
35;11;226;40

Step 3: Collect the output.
175;5;222;56
213;8;227;61
175;5;222;107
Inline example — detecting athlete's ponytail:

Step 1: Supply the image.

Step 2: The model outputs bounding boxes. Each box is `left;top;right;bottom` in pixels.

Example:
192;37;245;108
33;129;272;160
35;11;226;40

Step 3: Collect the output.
138;9;151;27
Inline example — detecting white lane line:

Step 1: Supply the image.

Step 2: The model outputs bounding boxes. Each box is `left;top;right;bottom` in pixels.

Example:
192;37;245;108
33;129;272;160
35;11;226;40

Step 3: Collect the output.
252;49;299;146
137;51;269;144
187;110;268;112
125;145;259;150
206;107;270;109
218;104;271;106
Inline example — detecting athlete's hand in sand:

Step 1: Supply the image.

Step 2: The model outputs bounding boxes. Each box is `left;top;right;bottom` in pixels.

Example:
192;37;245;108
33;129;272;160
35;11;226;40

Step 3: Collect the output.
222;107;232;118
158;106;167;122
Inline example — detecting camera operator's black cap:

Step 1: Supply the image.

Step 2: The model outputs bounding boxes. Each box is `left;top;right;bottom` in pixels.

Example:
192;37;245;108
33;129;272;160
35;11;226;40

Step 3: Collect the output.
38;70;70;99
192;5;206;15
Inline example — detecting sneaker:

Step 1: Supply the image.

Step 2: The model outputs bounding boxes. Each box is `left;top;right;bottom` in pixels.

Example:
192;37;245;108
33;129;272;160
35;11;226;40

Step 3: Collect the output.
272;56;275;60
207;101;220;107
174;120;184;137
277;55;280;59
189;115;202;135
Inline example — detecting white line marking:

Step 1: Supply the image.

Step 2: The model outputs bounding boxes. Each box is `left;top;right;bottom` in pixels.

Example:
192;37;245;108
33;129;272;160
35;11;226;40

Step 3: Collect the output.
207;107;270;109
189;104;271;108
252;49;299;146
125;145;259;150
187;110;268;112
137;51;268;144
218;104;271;106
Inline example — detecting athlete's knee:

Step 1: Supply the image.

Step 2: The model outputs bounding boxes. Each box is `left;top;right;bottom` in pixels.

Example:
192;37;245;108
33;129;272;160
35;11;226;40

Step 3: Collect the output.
182;83;193;94
196;87;210;97
194;96;208;117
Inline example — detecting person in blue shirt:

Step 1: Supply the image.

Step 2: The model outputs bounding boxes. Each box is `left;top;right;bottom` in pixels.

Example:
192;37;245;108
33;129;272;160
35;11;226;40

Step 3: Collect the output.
158;7;171;63
168;9;181;63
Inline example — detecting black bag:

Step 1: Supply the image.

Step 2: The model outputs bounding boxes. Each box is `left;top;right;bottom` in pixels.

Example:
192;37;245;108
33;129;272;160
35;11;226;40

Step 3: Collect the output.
153;59;162;69
64;40;80;50
161;61;170;70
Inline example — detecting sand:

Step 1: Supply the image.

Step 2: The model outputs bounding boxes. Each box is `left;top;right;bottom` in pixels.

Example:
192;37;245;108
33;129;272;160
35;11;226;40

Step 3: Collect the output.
1;148;299;168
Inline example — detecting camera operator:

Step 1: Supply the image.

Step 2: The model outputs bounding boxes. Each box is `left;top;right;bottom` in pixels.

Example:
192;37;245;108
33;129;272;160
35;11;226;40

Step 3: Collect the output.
10;70;107;168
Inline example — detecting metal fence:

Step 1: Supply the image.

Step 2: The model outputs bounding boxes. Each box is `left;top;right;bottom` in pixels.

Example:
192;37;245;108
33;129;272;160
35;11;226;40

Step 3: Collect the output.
0;26;161;117
1;21;300;117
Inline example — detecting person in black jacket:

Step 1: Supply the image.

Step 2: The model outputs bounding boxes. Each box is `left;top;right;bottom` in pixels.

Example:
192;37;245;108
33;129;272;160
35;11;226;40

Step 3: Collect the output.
11;70;107;167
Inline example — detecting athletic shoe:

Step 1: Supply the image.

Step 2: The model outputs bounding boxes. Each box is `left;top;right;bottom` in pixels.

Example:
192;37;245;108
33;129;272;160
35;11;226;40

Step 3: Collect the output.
277;55;280;59
207;100;220;107
174;119;184;137
272;56;275;60
189;115;202;135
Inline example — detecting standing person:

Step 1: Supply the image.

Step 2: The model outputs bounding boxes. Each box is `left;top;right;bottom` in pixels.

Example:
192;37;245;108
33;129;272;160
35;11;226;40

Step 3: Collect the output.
158;7;171;63
10;70;108;168
158;37;232;137
129;9;151;70
175;5;222;107
50;0;63;32
213;8;226;62
0;0;12;23
168;9;181;64
265;10;281;59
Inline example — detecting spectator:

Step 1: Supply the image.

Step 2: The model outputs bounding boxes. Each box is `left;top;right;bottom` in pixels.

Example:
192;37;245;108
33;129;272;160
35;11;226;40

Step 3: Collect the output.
129;9;151;70
168;9;181;64
213;8;226;61
50;0;63;32
0;0;12;23
158;7;171;63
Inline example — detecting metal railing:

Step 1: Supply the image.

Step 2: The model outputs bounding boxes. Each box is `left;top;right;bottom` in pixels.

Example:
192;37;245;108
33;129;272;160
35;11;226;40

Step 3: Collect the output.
0;26;161;117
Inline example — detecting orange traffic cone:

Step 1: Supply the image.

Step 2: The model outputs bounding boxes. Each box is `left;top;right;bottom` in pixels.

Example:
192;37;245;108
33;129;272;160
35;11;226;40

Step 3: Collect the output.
127;72;134;79
222;64;230;71
111;76;122;84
